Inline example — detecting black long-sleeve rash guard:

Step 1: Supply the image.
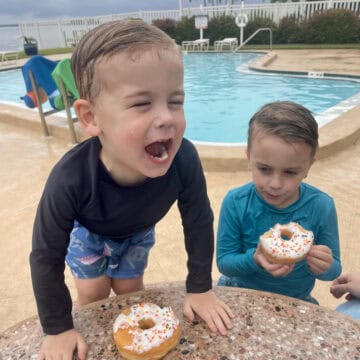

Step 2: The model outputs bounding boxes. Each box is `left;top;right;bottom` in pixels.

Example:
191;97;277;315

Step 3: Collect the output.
30;137;214;335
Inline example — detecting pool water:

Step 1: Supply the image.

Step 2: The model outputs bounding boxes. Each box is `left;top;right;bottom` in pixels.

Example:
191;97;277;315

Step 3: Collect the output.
183;52;360;144
1;52;360;144
0;68;27;104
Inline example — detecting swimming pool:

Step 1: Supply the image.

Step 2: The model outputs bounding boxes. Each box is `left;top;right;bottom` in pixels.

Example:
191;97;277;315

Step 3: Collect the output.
1;52;360;144
183;52;360;144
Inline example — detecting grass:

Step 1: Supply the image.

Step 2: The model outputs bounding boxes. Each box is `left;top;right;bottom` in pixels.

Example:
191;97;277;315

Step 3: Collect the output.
239;43;360;50
15;47;73;60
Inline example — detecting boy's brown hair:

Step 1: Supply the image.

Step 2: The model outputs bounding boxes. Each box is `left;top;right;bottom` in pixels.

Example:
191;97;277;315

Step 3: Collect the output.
247;101;319;156
71;19;179;102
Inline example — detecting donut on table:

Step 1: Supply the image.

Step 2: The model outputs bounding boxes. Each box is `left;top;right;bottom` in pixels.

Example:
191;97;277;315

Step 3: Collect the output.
113;302;181;360
259;222;313;264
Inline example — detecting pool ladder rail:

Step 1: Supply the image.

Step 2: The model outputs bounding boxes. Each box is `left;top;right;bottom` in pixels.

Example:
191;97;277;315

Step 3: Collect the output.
28;70;78;144
233;28;273;52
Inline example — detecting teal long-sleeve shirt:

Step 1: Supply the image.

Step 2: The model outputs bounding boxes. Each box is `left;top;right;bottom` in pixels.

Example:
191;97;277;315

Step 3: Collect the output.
216;182;341;301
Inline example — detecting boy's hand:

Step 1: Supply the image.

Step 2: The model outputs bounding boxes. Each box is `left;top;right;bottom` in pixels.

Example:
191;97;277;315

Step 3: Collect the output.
330;272;360;300
254;245;295;277
38;329;88;360
306;245;333;275
183;290;234;335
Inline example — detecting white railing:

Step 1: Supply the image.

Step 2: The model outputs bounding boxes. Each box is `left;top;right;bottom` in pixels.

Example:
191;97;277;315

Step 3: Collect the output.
18;0;360;49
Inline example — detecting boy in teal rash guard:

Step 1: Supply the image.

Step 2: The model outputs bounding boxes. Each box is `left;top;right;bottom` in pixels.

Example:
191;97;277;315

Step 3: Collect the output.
216;101;341;303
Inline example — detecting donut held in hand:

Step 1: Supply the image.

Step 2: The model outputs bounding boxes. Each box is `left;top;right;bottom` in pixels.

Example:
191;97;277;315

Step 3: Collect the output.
260;222;313;264
113;302;181;360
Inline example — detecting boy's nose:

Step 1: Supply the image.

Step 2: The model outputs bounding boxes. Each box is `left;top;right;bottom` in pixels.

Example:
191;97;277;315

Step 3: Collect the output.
153;105;174;128
269;174;282;189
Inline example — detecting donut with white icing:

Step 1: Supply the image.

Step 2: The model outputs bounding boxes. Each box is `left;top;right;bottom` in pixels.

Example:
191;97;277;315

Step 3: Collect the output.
113;303;180;360
259;222;313;264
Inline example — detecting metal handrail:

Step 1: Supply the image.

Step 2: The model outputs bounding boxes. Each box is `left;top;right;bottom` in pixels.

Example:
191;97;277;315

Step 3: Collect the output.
28;70;79;144
234;28;272;52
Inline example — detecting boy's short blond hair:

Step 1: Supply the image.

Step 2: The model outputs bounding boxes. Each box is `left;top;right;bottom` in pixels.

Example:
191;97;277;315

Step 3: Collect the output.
71;19;179;102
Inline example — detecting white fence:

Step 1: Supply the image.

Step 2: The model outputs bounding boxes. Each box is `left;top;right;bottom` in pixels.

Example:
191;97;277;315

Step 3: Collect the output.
18;0;360;49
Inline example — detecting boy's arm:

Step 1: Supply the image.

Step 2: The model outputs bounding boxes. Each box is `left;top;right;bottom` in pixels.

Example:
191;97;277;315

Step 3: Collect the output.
179;182;235;333
176;140;233;332
30;180;76;335
30;245;73;333
176;141;214;293
308;199;341;280
216;192;260;276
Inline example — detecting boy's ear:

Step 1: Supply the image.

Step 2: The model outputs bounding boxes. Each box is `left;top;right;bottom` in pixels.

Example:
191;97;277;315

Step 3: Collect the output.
73;99;102;137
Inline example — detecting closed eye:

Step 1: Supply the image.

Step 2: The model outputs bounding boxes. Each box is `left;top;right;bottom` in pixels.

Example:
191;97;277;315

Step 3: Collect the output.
284;170;299;176
258;166;271;173
133;101;151;107
169;100;184;107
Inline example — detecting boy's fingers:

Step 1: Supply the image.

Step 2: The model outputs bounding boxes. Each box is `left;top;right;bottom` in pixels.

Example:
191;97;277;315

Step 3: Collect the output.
217;304;234;329
183;302;195;322
221;301;235;319
77;337;88;360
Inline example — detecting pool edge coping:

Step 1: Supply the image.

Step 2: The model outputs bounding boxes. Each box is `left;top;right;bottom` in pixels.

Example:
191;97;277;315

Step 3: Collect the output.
0;101;359;172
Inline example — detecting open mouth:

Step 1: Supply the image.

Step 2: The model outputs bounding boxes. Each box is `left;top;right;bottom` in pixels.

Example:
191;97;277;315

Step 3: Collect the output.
145;139;172;160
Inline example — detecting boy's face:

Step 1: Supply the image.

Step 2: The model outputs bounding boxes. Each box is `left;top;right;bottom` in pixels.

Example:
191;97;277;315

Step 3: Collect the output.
82;49;185;186
247;132;314;209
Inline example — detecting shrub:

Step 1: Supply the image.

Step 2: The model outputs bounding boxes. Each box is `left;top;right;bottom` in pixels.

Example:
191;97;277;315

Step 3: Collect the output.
174;16;201;44
276;15;304;44
243;16;277;45
207;15;239;44
156;8;360;47
304;9;360;44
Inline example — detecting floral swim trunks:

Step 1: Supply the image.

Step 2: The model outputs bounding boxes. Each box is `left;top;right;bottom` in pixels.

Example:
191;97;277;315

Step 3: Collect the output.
65;221;155;279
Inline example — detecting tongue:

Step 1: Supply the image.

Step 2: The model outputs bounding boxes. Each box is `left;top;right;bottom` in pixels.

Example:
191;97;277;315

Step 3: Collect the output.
145;142;166;157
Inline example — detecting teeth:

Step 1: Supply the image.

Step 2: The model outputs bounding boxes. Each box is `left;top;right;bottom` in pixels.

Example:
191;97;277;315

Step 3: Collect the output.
145;140;170;160
153;144;168;160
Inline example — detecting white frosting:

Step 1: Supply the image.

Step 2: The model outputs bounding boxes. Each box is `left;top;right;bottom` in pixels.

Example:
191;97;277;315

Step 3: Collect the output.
260;222;313;260
113;303;179;353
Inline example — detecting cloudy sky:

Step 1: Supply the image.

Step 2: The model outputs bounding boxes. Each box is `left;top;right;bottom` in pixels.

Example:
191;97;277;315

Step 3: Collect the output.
0;0;211;24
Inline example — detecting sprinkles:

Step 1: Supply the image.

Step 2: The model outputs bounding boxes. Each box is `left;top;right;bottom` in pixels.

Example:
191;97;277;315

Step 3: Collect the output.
260;222;313;263
113;303;180;353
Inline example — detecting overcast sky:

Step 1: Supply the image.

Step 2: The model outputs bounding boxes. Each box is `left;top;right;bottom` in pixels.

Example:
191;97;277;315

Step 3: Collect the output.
0;0;208;24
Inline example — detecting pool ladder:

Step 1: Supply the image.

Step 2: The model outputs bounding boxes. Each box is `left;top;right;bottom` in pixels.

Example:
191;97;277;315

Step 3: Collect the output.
233;28;273;52
28;70;78;144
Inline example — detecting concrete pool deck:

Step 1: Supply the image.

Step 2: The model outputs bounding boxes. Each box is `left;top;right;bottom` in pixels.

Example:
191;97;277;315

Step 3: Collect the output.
0;49;359;332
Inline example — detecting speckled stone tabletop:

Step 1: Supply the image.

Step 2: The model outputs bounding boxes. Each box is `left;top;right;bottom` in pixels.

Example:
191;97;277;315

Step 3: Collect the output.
1;284;360;359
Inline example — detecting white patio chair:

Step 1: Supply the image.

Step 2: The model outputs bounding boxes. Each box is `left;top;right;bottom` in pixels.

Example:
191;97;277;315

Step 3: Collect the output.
214;38;238;51
182;39;209;51
0;50;20;66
